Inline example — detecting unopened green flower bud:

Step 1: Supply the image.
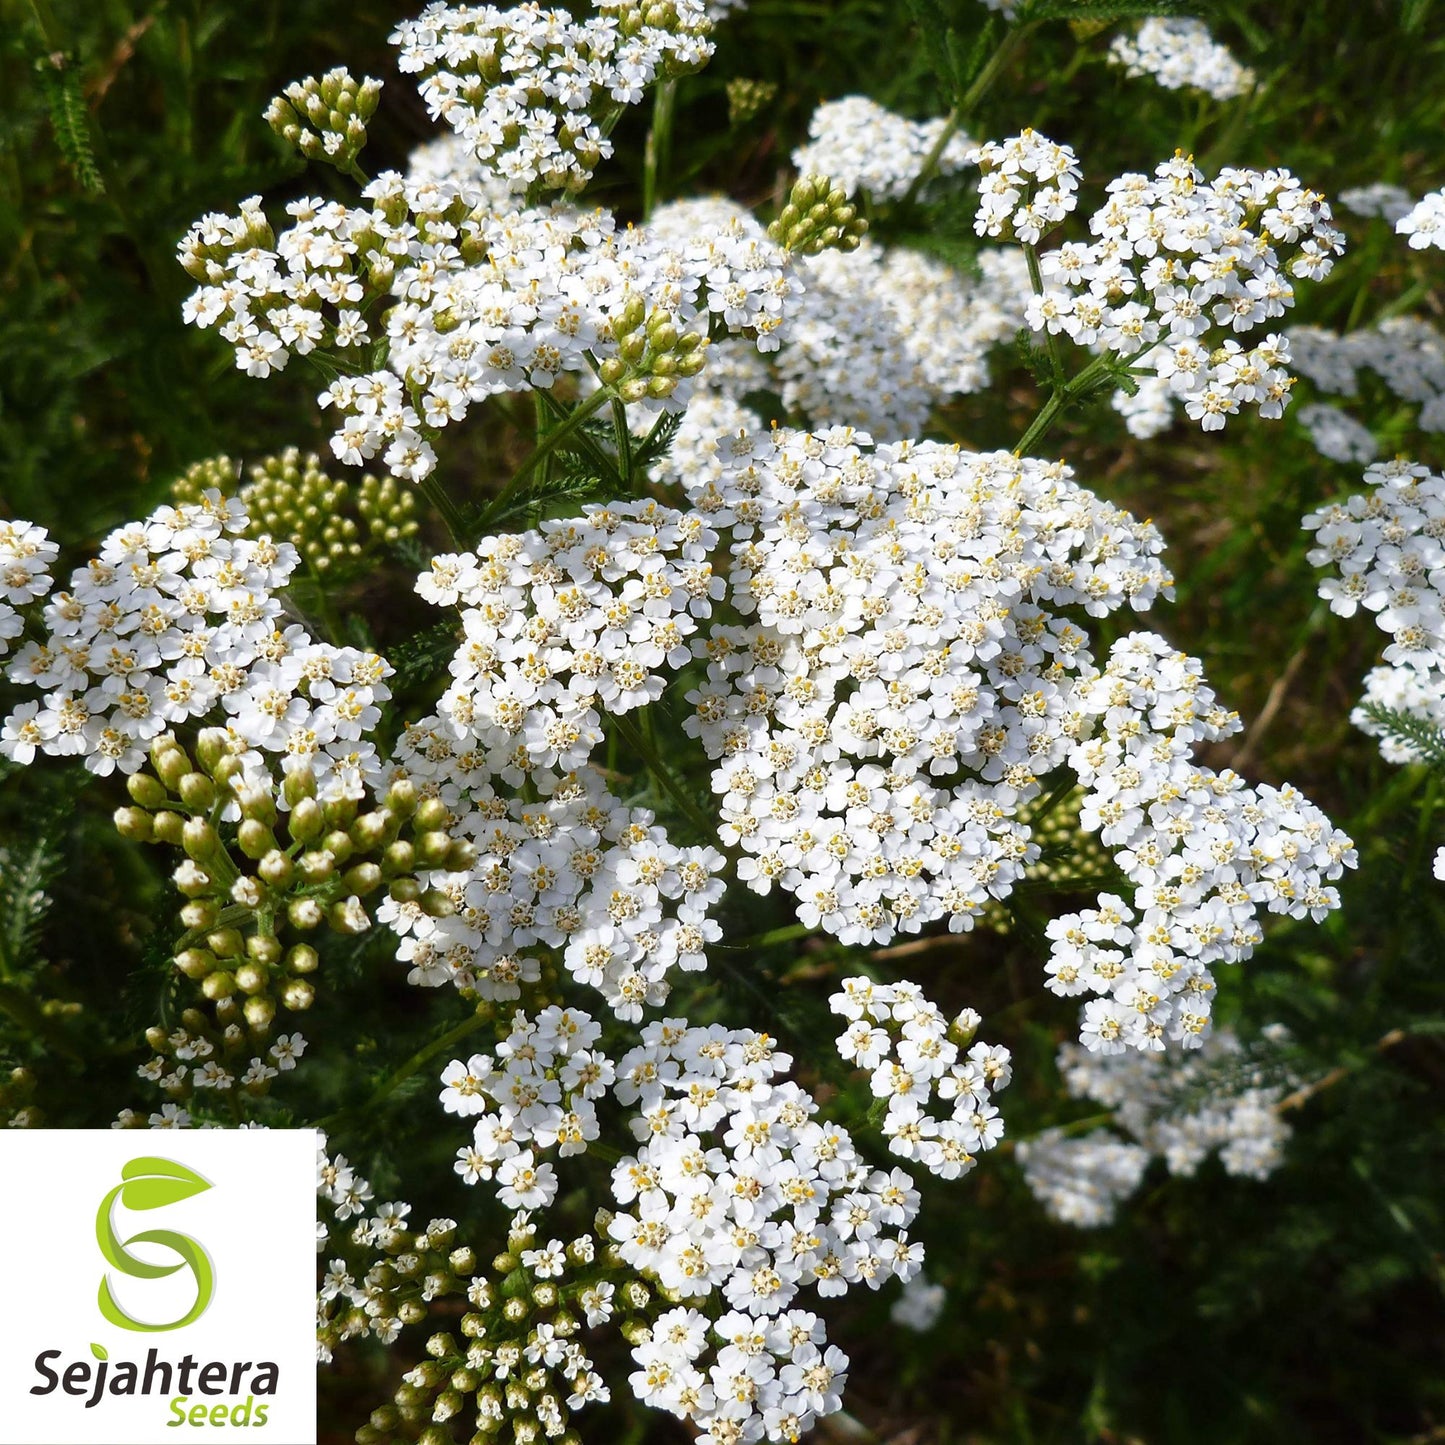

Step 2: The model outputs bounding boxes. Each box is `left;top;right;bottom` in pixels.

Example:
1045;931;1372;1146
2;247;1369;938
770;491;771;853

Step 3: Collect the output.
127;773;168;810
280;978;315;1011
244;994;277;1032
288;798;324;843
288;897;324;930
350;811;389;851
175;948;217;981
202;970;236;1001
282;767;316;808
258;850;295;888
195;729;234;775
234;961;269;995
152;738;191;791
208;928;243;959
419;889;455;918
153;810;185;845
342;861;383;895
285;943;320;974
237;819;277;860
179;900;219;931
114;806;154;842
178;773;217;810
181;818;220;860
384;779;418;818
298;850;335;885
412;830;451;868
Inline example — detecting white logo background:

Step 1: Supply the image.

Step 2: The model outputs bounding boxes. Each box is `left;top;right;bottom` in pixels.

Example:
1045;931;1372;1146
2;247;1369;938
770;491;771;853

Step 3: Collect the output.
0;1130;317;1445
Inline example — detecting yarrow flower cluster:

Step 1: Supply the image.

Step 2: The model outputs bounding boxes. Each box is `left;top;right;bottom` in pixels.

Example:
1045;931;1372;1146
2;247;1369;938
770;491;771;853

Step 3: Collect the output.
790;96;975;203
393;0;714;195
829;977;1010;1177
1046;634;1354;1051
971;129;1081;245
1107;18;1254;103
1294;401;1378;464
1304;460;1445;761
0;493;391;793
1288;318;1445;436
1396;188;1445;250
772;242;1030;435
181;164;808;482
437;1012;927;1443
1018;1029;1296;1226
680;427;1175;948
1023;150;1344;433
0;519;58;660
1338;182;1416;224
607;1019;918;1443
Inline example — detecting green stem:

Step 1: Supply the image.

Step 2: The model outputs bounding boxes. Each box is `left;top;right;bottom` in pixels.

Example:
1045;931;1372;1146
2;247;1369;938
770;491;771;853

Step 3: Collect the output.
642;79;677;221
477;386;615;532
320;1005;493;1130
609;711;716;840
724;921;815;950
1014;348;1148;456
1014;387;1069;457
418;472;468;549
612;395;636;493
897;21;1037;210
1023;241;1065;381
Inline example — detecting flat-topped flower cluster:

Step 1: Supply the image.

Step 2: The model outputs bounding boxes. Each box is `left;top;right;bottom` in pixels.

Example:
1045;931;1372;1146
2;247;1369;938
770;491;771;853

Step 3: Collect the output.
0;494;390;797
1018;1028;1295;1226
1305;460;1445;764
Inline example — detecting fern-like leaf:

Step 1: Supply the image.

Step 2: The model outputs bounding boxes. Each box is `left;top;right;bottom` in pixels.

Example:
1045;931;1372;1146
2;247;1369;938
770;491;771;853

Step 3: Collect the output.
1358;702;1445;768
37;57;105;195
0;832;65;978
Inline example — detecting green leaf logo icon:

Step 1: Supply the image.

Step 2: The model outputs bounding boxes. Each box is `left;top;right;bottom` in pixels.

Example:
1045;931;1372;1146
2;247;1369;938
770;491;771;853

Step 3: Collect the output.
95;1156;215;1332
89;1343;108;1361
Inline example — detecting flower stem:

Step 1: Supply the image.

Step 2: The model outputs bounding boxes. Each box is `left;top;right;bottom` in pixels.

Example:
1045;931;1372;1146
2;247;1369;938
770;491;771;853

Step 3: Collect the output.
478;386;616;533
642;79;677;221
320;1005;494;1130
609;710;716;840
897;21;1036;210
418;472;469;550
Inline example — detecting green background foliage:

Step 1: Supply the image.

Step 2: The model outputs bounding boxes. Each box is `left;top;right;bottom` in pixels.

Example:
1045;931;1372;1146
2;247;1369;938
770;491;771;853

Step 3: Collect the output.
2;1;1443;1441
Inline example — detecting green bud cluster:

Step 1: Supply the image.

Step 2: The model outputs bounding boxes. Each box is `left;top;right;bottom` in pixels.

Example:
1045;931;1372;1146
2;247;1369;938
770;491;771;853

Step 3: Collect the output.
0;1066;40;1128
351;1217;630;1445
767;174;868;257
171;449;418;576
114;730;472;1045
322;1215;481;1372
265;67;382;174
981;784;1109;934
726;77;778;127
596;292;708;403
179;183;459;309
597;1;712;77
